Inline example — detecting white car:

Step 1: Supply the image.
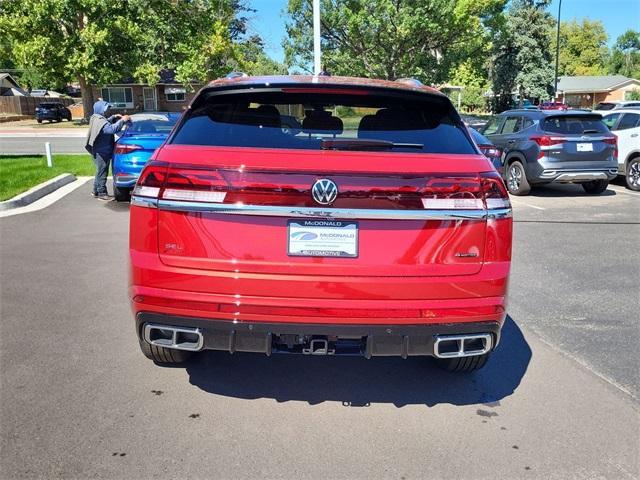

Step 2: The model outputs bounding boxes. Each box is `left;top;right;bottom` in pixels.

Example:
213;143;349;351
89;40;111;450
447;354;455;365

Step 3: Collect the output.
595;100;640;112
602;109;640;191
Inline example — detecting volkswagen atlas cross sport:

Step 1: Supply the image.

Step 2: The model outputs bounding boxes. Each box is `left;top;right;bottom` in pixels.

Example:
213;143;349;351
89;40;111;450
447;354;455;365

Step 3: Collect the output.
129;75;513;372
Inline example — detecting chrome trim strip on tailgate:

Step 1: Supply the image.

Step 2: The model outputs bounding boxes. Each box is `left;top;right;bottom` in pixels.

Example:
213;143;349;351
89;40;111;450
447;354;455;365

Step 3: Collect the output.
130;196;512;220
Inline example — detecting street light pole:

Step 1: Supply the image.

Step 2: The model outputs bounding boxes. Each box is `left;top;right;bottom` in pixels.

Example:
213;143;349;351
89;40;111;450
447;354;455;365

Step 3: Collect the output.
313;0;321;75
554;0;562;100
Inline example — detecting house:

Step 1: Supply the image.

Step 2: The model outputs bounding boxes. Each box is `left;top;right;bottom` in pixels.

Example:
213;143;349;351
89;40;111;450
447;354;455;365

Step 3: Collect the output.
555;75;640;109
94;70;202;113
0;73;27;96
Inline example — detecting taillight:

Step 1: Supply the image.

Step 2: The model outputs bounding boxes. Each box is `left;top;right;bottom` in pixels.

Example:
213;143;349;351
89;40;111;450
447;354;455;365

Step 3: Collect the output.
530;135;566;147
479;145;501;159
132;162;168;198
530;135;566;159
420;172;510;210
114;144;143;154
604;136;618;160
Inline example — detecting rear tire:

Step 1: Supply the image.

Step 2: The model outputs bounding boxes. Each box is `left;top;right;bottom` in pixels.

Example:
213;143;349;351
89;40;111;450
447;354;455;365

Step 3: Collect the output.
506;160;531;196
581;179;609;194
626;157;640;191
138;338;193;364
113;184;131;202
37;119;42;124
436;353;490;372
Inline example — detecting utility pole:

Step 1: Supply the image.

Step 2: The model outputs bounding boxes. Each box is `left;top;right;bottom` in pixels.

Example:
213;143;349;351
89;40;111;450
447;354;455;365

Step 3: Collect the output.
313;0;321;75
553;0;562;100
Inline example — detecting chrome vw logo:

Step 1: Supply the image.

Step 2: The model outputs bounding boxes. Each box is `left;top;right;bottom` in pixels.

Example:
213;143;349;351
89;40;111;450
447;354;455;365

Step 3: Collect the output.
311;179;338;205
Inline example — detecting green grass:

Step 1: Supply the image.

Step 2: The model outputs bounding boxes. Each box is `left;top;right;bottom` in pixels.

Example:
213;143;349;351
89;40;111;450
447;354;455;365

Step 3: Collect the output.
0;154;94;201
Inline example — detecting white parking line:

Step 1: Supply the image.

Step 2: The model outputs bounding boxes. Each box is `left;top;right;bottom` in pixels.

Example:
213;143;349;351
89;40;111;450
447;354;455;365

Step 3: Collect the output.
509;197;546;210
608;185;640;197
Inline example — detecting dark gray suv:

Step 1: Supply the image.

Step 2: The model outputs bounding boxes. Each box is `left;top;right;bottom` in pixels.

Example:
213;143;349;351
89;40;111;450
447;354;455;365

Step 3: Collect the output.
481;110;618;195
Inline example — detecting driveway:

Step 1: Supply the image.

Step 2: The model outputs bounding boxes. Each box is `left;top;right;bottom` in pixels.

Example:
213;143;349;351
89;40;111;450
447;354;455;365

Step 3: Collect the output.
0;182;638;479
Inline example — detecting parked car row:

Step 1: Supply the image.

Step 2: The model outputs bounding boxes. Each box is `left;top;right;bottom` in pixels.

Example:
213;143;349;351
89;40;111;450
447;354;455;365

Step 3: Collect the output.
478;108;639;193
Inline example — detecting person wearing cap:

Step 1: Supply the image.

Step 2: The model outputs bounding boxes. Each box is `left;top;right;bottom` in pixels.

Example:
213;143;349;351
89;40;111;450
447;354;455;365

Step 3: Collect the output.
85;100;130;200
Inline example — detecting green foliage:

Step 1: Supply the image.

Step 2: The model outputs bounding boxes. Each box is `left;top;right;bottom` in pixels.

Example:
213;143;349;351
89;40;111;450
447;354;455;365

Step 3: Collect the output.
607;30;640;78
0;0;256;115
628;89;640;101
284;0;506;84
0;155;94;201
551;19;608;76
239;35;289;75
491;0;555;111
447;61;488;112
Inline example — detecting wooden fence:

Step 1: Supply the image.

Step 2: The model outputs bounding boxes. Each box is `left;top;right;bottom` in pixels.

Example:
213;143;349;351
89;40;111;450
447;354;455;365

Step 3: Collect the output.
0;96;75;116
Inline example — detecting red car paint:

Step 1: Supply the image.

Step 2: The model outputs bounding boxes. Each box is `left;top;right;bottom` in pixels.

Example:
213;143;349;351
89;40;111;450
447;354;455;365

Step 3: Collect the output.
129;75;513;365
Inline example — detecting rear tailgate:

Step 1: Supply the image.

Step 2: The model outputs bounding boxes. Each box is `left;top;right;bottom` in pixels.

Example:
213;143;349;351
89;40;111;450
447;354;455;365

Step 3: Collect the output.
151;146;497;277
541;114;616;164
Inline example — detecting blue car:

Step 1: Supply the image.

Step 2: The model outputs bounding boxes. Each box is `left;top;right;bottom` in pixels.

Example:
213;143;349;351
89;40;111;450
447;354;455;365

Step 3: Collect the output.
112;112;181;201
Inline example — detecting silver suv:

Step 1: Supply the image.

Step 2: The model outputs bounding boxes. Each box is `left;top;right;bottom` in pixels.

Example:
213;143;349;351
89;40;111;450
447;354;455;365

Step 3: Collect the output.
481;110;618;195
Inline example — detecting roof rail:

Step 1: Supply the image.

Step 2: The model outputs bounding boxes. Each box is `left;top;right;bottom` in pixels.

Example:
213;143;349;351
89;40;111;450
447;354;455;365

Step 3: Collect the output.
395;78;424;87
225;71;248;80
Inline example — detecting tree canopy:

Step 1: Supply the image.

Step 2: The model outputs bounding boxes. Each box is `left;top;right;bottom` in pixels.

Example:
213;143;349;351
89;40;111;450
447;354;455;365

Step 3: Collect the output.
284;0;506;84
551;19;608;76
0;0;270;116
608;30;640;79
490;0;555;111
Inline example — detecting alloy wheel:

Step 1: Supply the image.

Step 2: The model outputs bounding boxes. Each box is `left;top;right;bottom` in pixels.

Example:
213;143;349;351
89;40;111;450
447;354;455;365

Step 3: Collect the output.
508;164;522;192
629;161;640;189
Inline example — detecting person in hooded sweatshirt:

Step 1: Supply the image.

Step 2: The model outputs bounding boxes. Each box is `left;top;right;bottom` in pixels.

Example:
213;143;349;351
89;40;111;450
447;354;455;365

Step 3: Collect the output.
85;100;131;200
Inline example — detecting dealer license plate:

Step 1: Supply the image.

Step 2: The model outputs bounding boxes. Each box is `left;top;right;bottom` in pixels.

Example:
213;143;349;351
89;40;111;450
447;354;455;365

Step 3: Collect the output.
577;143;593;152
287;220;358;258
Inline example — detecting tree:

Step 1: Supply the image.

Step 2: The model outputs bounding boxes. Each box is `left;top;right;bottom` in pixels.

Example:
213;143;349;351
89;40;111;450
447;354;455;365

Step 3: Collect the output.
491;0;555;111
447;60;488;112
0;0;245;118
240;35;289;75
608;30;640;78
284;0;506;84
551;19;608;76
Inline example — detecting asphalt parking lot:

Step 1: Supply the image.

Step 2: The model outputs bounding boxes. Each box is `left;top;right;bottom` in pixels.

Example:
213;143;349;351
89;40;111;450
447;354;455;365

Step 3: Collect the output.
1;180;638;479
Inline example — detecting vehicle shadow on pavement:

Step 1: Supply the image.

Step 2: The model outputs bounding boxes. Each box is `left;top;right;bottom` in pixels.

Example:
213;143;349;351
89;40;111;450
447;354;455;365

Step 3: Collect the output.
527;184;616;197
184;316;531;407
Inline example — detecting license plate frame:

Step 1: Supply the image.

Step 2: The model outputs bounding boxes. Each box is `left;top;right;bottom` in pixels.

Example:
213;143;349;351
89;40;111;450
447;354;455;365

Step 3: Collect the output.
287;219;359;258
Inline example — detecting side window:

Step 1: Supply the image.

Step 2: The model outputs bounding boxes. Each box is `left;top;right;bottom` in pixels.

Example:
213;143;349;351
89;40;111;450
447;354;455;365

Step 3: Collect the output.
617;113;640;130
602;113;621;130
501;116;522;134
522;117;534;130
482;116;504;135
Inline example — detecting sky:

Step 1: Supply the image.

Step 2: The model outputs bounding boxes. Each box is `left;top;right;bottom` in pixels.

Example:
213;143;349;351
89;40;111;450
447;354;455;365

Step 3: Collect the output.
246;0;640;64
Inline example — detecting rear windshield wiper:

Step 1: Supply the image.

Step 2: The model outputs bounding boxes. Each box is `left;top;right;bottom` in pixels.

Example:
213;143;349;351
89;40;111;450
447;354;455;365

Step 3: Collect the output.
321;139;423;151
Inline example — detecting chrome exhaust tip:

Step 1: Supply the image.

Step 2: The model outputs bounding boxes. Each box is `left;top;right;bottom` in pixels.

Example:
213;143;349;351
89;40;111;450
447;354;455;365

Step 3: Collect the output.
143;323;204;352
433;333;492;358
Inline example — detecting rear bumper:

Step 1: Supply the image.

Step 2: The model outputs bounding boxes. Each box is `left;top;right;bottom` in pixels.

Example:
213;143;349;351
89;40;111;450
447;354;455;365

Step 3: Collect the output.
113;173;139;187
136;311;501;358
532;168;618;183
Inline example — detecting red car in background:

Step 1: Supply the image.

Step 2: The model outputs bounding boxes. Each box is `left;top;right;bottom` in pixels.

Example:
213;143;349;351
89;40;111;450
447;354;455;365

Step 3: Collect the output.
540;101;569;111
129;75;513;372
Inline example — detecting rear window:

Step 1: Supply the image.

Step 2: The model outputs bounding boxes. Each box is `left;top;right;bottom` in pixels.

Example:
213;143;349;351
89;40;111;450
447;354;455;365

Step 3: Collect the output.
126;114;179;134
542;115;609;134
596;102;616;111
170;88;475;154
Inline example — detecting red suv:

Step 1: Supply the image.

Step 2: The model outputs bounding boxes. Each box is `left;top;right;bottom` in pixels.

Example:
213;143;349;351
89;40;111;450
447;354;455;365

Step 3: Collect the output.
129;75;513;372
